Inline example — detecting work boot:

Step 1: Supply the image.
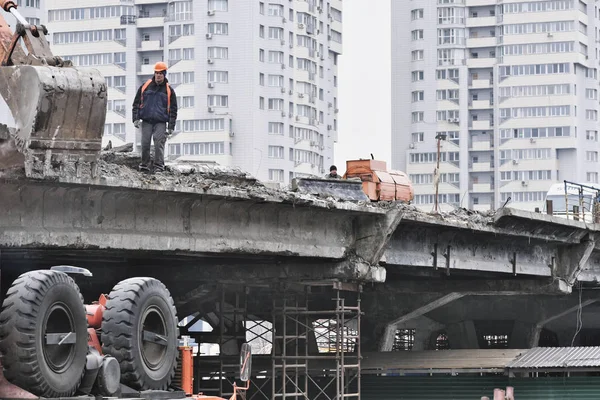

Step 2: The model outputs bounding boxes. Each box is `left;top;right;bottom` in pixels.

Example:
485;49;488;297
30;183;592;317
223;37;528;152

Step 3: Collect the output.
139;164;151;173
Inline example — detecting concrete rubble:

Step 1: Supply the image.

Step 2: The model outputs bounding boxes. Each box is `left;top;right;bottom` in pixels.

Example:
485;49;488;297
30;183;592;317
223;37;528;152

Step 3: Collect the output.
0;147;499;228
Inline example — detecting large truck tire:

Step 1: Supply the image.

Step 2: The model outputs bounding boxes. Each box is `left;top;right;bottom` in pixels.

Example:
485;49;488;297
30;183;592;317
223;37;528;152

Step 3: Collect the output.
101;277;178;390
0;270;88;397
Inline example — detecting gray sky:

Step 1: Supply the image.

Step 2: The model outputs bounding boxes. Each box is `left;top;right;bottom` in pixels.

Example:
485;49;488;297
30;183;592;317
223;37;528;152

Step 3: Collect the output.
335;1;391;169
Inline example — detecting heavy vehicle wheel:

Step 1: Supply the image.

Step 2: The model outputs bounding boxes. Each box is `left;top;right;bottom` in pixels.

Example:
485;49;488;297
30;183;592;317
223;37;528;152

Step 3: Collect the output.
101;278;178;390
0;270;88;397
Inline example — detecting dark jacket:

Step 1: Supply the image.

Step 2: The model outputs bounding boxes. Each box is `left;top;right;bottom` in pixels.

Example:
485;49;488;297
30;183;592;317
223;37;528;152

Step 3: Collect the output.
132;77;178;130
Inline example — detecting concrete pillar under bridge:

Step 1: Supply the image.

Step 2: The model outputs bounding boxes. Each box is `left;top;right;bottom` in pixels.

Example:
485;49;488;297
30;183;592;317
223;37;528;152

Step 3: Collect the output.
362;281;600;351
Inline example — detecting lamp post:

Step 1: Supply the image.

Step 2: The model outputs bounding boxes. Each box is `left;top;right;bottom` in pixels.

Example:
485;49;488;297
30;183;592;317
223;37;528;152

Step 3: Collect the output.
434;133;447;213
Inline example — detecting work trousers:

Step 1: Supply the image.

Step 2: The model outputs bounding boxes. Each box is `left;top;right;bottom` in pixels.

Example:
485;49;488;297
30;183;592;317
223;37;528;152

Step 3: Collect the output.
140;121;167;171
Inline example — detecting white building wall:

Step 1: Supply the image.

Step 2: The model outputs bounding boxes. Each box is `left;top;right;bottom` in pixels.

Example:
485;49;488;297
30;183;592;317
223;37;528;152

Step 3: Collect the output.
393;0;600;212
44;0;341;184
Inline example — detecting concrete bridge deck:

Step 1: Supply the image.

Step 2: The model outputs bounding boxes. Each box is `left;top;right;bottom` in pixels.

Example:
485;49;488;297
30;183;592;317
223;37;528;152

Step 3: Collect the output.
0;175;598;291
2;172;600;362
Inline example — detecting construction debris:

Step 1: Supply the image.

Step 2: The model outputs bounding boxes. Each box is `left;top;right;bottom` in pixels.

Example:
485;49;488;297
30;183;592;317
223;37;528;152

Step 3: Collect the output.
0;144;499;228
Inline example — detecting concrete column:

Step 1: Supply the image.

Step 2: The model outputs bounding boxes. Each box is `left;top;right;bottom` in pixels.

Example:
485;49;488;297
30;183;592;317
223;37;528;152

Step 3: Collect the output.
509;321;541;349
447;320;479;349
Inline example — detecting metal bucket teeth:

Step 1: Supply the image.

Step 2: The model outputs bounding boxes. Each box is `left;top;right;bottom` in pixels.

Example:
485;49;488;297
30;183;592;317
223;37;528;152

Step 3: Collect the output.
0;65;107;178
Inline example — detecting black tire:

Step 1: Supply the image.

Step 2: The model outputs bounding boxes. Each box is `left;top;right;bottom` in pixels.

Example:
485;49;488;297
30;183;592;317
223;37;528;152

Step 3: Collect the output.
101;277;178;390
0;270;88;397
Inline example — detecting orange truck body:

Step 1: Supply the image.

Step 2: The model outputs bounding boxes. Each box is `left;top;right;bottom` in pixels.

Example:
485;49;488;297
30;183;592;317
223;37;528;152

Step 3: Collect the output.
344;159;414;202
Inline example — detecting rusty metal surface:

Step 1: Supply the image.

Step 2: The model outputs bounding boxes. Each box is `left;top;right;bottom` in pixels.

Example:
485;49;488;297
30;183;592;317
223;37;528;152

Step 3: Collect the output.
507;346;600;370
0;65;107;177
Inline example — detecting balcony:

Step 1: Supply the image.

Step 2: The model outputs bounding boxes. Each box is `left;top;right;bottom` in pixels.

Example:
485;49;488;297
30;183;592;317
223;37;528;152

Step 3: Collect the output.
466;16;496;28
466;0;495;5
471;141;492;151
469;100;493;110
470;79;492;89
138;64;155;75
466;36;496;48
466;57;496;68
471;183;493;192
470;162;492;172
120;15;137;25
469;120;492;130
138;39;163;51
137;15;164;28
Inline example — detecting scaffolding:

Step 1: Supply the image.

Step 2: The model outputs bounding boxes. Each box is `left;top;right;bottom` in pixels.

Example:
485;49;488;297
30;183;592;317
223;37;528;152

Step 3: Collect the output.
190;282;362;400
270;282;361;400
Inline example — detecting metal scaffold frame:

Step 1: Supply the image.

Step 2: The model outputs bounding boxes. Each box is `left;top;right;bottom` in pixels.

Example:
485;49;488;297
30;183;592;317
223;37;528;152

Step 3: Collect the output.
191;283;362;400
271;282;362;400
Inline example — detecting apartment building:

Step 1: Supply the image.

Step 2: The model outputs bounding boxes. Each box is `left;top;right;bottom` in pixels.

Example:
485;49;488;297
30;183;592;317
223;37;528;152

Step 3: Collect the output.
0;0;45;125
45;0;342;185
392;0;600;212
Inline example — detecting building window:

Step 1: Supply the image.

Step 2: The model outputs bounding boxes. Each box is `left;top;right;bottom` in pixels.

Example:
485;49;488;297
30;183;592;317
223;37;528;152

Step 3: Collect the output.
208;47;228;59
268;122;284;135
435;332;450;350
411;8;424;20
412;132;424;142
411;29;424;41
208;0;228;12
268;145;284;159
411;91;424;102
412;111;424;123
183;72;195;83
411;50;424;61
207;95;228;107
268;98;284;110
268;27;284;39
177;96;195;108
208;70;228;83
392;329;415;351
268;74;284;87
412;70;424;81
268;3;283;16
268;169;284;182
208;22;228;35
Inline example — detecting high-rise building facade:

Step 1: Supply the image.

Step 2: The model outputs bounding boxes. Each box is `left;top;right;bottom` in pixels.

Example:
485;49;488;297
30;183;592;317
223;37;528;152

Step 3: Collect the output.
0;0;45;125
392;0;600;212
45;0;342;184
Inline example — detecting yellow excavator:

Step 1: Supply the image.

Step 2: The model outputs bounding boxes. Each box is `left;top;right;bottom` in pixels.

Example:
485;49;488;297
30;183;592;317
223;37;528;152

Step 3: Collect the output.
0;1;107;178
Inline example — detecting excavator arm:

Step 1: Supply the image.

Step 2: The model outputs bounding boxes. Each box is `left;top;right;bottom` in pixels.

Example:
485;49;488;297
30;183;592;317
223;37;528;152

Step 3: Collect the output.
0;1;107;178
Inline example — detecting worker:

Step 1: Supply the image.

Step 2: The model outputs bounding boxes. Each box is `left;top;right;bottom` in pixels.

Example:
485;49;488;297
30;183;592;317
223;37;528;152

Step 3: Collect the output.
325;165;341;179
132;62;178;173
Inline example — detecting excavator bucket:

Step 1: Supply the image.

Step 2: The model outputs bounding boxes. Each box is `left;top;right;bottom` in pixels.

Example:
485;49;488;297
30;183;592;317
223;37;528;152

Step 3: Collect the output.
0;65;107;178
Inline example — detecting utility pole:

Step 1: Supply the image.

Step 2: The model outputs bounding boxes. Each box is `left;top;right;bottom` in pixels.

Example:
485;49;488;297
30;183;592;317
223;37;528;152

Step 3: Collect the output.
434;133;447;213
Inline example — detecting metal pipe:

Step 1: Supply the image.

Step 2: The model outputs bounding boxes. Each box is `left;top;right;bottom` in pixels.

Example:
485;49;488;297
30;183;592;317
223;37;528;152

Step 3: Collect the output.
8;8;29;28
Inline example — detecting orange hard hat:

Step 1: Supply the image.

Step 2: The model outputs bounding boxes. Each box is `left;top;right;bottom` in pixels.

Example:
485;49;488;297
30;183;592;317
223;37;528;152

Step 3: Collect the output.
154;62;168;72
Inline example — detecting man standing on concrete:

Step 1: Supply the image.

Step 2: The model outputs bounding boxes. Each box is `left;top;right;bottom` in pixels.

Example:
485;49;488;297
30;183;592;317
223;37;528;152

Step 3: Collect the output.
132;62;178;173
325;165;341;179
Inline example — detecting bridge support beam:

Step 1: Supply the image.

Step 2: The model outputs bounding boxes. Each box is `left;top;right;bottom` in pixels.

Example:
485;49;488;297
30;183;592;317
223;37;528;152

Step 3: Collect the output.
378;293;465;351
555;234;596;291
508;321;540;349
447;320;479;349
